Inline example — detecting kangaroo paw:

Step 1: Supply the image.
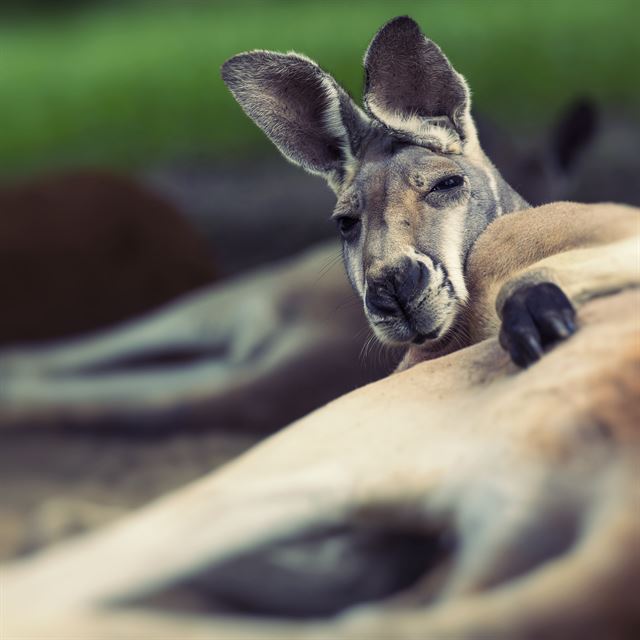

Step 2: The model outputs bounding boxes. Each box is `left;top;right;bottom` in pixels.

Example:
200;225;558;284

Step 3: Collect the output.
499;282;576;368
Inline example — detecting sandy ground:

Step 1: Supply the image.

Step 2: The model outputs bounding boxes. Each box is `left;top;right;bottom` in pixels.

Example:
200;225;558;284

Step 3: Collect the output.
0;428;261;561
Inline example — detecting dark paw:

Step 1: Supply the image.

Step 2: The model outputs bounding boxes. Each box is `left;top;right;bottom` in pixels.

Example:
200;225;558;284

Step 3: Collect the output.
500;282;576;368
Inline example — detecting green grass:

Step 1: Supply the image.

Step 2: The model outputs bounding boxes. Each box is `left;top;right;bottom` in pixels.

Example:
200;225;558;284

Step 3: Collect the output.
1;0;638;176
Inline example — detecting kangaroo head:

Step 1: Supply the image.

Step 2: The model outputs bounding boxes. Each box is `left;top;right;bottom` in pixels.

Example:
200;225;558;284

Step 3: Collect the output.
222;16;528;346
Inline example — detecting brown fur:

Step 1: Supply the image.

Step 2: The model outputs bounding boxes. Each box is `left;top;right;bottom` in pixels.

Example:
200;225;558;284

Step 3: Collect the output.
0;171;216;346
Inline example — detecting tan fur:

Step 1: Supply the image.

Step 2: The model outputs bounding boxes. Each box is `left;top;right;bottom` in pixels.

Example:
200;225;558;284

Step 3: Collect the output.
2;202;639;639
400;202;640;369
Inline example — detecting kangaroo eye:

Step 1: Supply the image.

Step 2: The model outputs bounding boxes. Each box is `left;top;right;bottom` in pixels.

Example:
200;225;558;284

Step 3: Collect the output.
430;175;464;192
336;216;360;239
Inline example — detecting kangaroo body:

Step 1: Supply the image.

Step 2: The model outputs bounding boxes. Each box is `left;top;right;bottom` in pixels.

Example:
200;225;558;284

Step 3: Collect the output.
400;200;640;369
3;201;638;639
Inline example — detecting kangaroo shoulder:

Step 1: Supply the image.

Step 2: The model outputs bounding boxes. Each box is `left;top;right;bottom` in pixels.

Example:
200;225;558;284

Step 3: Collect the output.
466;201;639;289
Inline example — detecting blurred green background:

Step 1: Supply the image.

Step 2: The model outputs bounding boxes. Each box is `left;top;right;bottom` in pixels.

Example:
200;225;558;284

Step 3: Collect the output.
1;0;639;177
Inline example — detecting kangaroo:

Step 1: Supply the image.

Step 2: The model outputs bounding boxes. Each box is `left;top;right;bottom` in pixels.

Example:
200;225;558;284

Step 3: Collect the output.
222;16;610;368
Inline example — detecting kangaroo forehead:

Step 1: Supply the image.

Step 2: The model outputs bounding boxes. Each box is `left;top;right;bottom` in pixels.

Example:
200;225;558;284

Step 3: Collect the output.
358;131;460;166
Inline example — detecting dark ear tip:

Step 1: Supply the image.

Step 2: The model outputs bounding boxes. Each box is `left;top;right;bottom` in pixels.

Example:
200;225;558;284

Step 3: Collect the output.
221;53;247;83
221;51;319;85
386;15;421;27
377;15;422;37
221;51;277;86
379;15;420;28
567;97;599;130
365;16;423;64
553;96;600;171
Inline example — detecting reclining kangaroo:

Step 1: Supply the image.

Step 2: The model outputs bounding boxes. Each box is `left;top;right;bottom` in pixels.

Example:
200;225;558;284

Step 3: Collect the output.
222;16;636;368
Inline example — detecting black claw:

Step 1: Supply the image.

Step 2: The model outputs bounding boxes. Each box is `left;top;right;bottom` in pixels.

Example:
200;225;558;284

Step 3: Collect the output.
562;309;577;334
510;334;543;368
500;282;577;368
545;314;571;339
522;332;544;361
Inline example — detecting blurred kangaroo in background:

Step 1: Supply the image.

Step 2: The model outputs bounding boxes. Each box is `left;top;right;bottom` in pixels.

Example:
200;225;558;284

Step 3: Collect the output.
0;171;216;346
474;98;599;206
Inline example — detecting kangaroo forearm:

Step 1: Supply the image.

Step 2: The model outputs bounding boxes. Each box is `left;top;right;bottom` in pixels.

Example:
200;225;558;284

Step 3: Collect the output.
496;236;640;319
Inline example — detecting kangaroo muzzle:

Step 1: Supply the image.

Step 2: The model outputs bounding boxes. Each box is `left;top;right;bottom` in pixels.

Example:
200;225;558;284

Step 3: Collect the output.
364;256;451;344
365;257;429;317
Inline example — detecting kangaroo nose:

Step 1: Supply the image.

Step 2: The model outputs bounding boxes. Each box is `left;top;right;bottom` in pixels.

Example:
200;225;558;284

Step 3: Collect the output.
394;258;429;305
366;283;399;316
365;259;429;316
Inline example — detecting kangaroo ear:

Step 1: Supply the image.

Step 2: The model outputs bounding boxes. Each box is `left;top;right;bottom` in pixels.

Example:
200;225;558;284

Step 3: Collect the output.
551;98;599;172
363;16;477;151
222;51;369;191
